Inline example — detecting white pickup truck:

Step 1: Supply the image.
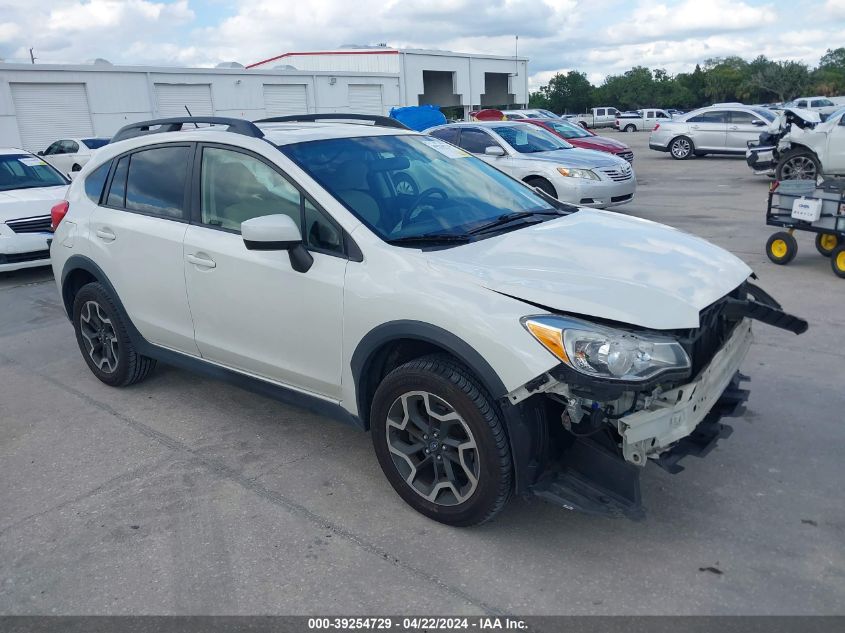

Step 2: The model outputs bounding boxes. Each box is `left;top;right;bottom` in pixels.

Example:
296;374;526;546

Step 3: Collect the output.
572;107;620;129
615;109;673;132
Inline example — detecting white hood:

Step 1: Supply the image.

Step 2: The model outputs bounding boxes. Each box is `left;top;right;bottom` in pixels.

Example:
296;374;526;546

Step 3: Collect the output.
426;209;752;330
0;185;67;222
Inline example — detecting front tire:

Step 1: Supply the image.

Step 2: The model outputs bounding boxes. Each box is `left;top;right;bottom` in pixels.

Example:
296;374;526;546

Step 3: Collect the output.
831;245;845;279
669;136;694;160
525;176;557;198
777;149;820;181
72;282;156;386
624;124;636;132
370;355;512;526
815;233;840;257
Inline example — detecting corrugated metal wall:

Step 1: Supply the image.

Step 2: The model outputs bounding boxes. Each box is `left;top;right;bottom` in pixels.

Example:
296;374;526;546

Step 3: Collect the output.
9;83;94;151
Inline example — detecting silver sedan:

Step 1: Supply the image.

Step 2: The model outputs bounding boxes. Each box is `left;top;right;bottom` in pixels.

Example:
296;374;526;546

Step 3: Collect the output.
649;105;778;159
427;121;636;208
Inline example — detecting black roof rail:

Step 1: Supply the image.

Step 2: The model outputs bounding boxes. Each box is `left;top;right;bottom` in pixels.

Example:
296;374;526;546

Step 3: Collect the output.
254;113;410;130
111;117;265;143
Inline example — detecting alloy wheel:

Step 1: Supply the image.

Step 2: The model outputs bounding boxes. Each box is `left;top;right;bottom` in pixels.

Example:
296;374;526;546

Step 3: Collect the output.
385;391;479;506
671;138;691;158
78;300;119;373
781;156;817;180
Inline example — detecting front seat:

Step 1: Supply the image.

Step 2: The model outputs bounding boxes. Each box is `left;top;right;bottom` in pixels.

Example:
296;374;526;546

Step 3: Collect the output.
333;161;381;229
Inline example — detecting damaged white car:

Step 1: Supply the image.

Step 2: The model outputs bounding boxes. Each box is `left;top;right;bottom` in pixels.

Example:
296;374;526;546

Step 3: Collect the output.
52;114;807;526
747;106;845;180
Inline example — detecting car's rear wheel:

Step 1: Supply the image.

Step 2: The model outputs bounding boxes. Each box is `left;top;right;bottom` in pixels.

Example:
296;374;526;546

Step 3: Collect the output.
624;124;636;132
669;136;693;159
72;282;156;387
777;149;819;181
370;355;512;526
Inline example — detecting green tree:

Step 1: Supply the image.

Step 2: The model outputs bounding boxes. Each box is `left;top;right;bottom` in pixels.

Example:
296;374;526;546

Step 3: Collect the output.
745;60;809;103
811;47;845;95
703;57;748;103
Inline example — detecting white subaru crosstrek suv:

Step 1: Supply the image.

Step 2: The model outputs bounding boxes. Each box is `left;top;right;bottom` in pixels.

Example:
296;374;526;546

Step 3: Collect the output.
50;114;807;526
1;148;68;273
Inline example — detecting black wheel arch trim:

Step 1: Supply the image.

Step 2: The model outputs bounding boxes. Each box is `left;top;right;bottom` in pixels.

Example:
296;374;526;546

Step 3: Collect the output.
350;320;543;494
59;254;360;428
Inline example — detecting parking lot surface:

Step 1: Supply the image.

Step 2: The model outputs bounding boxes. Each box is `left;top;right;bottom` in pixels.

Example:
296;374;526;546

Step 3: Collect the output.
1;131;843;616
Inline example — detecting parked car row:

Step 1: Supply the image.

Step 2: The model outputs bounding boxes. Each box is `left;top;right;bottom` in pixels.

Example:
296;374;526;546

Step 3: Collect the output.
45;112;805;526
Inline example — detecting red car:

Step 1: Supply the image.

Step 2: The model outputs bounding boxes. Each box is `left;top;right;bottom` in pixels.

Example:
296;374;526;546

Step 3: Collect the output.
523;118;634;163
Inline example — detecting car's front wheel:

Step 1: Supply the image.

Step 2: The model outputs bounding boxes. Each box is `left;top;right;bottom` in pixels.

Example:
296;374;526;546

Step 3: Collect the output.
624;124;636;132
669;136;694;159
777;149;820;181
72;282;156;387
370;355;512;526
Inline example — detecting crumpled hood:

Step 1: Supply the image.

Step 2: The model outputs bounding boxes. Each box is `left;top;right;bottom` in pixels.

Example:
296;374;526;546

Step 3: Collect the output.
0;185;67;223
526;147;626;169
426;209;752;330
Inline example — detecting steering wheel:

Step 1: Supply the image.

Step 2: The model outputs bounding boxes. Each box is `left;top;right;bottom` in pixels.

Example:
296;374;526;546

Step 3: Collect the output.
406;187;448;219
392;172;419;198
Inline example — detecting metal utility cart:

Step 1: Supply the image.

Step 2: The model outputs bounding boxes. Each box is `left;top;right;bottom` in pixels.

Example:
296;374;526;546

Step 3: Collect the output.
765;179;845;278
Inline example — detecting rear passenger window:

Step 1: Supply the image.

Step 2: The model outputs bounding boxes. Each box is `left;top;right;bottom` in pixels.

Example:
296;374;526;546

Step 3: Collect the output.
84;162;110;204
458;129;496;154
429;128;460;144
125;146;189;219
106;156;128;207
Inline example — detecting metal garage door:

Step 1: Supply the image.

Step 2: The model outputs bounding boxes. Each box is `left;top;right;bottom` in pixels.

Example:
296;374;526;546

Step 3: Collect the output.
10;83;94;152
155;84;213;118
264;84;308;117
348;84;383;115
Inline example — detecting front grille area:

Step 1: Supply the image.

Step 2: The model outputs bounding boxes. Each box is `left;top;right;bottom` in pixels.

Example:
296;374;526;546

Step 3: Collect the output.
6;215;52;234
618;151;634;163
0;250;50;265
676;286;746;377
600;165;634;181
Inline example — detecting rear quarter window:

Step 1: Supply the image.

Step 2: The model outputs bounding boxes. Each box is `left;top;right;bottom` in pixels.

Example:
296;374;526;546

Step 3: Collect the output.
84;162;111;204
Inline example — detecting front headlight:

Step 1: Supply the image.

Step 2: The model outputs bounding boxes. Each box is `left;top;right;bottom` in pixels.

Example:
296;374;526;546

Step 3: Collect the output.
522;316;690;381
556;167;599;180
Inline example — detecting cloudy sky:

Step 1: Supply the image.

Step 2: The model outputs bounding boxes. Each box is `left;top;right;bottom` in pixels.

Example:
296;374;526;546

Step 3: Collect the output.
1;0;844;88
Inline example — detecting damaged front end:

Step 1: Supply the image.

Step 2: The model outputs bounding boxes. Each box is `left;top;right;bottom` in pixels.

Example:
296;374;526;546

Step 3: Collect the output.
746;108;822;175
504;282;808;519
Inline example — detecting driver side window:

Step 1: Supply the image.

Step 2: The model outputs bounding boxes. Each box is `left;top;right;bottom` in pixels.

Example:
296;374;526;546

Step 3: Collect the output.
200;146;344;255
458;129;498;154
200;147;301;232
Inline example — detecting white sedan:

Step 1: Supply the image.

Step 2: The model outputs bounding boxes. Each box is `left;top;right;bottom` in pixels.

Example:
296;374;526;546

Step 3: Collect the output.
39;137;110;178
0;148;69;272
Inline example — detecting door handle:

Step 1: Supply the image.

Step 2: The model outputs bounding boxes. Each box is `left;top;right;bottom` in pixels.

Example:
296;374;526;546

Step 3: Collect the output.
95;228;116;242
691;125;700;129
729;126;739;130
186;253;216;269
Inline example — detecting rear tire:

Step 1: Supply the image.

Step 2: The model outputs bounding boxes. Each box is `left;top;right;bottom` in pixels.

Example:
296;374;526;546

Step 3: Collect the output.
815;233;840;257
669;136;694;160
370;354;512;527
831;245;845;279
766;232;798;265
72;282;156;387
624;124;636;132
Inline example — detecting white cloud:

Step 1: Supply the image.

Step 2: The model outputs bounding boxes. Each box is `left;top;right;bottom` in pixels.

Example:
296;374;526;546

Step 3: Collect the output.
824;0;845;18
605;0;777;44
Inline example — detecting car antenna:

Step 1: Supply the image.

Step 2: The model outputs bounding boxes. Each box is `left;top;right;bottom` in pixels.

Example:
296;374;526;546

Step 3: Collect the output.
184;105;198;128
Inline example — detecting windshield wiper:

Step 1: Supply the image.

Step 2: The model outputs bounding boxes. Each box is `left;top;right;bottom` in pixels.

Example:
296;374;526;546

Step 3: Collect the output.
386;232;472;245
468;210;560;235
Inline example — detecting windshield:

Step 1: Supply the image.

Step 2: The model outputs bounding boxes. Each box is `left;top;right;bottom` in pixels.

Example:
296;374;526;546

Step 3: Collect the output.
282;134;556;242
542;120;591;139
491;124;573;152
82;138;109;149
0;154;68;192
536;109;558;118
751;107;776;122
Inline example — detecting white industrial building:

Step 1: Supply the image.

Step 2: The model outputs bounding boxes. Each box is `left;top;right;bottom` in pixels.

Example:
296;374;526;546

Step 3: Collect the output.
0;47;528;152
247;46;529;116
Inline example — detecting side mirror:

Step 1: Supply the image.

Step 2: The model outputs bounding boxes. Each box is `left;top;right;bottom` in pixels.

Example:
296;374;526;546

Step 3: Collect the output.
484;146;506;157
242;214;313;273
752;119;766;126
